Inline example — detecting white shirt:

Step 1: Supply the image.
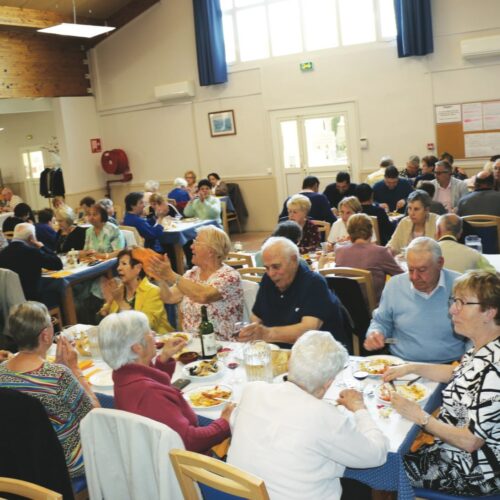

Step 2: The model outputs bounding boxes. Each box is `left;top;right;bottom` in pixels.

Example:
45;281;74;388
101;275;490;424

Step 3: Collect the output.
227;382;388;500
5;194;23;211
328;219;376;244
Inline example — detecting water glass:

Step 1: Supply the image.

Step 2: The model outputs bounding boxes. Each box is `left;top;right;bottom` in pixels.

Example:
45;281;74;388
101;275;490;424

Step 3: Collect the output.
244;341;273;382
465;235;482;254
233;241;243;252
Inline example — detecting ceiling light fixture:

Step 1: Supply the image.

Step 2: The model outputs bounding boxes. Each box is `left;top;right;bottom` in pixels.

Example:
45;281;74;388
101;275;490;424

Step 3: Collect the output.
37;0;115;38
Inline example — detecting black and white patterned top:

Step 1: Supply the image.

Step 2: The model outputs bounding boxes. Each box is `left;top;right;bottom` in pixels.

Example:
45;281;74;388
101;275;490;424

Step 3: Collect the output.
438;337;500;481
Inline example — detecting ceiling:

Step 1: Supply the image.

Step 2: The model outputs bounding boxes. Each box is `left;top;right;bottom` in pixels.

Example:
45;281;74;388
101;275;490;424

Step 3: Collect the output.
0;0;132;20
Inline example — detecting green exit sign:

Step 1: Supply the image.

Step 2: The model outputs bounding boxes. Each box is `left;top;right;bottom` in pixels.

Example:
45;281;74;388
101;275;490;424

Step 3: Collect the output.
300;61;314;72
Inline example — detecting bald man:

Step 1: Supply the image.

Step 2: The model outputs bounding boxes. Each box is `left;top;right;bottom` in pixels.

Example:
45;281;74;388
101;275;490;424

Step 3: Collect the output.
1;187;23;212
456;170;500;216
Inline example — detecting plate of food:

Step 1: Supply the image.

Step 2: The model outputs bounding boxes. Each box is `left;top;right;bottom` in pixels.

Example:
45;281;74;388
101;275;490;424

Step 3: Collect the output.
89;370;114;388
183;358;223;381
184;385;232;409
377;381;429;405
156;332;192;349
358;355;404;376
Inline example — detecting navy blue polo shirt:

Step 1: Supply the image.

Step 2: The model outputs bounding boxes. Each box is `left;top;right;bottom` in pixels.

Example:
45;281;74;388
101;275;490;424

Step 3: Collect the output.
373;178;413;212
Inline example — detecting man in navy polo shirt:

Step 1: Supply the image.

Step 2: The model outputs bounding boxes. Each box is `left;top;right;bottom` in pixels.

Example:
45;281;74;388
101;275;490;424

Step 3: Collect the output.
373;166;413;213
238;237;348;349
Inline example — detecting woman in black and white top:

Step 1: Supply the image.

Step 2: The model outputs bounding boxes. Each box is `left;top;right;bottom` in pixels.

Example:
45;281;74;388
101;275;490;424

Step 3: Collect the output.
384;270;500;496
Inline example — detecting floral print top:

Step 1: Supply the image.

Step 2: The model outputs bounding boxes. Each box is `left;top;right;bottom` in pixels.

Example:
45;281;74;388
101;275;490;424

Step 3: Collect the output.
299;219;321;254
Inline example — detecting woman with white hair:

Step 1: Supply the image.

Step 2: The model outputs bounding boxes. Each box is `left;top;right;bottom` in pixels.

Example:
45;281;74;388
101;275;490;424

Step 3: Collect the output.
144;180;160;209
227;331;388;499
286;194;320;254
147;225;243;340
168;177;190;212
98;310;233;452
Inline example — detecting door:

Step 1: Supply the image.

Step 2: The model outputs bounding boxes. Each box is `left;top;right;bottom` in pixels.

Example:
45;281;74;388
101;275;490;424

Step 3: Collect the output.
21;147;47;211
270;103;359;203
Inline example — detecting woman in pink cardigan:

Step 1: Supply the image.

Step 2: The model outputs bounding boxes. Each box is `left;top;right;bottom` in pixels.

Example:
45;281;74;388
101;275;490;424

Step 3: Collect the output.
98;310;233;453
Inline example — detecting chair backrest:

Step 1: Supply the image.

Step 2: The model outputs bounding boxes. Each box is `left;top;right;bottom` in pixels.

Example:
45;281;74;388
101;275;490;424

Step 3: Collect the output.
237;267;266;283
80;408;184;500
0;268;25;349
241;279;259;322
369;216;381;245
461;215;500;254
113;204;123;222
170;449;270;500
224;252;254;268
221;200;229;234
119;225;144;247
311;220;331;241
0;477;62;500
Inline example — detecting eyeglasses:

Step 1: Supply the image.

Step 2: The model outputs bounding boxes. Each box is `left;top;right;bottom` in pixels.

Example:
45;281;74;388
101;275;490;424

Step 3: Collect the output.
435;171;450;176
448;297;481;311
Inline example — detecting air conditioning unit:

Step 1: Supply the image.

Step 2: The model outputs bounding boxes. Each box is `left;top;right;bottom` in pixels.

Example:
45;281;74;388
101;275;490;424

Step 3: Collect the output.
154;81;196;101
461;35;500;59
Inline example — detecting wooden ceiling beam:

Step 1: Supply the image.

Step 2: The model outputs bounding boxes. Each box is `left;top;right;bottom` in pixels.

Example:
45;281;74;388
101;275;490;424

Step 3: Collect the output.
0;5;70;29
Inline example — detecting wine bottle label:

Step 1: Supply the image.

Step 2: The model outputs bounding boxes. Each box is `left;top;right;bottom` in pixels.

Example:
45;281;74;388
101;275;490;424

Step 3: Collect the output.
201;332;217;356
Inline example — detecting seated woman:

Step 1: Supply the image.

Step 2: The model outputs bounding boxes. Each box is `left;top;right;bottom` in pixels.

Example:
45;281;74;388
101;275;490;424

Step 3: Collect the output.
55;207;86;254
208;172;228;196
227;330;388;499
384;270;500;497
2;202;34;232
286;194;320;255
148;193;180;221
100;248;173;333
334;214;404;303
97;198;118;225
386;190;438;256
143;179;160;208
168;178;191;212
183;179;222;226
0;302;99;478
149;225;243;340
77;196;95;223
98;310;233;453
184;170;198;199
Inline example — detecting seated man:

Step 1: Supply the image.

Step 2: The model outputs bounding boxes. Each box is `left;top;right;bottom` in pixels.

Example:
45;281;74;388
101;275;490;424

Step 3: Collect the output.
366;156;393;185
35;208;57;250
228;330;388;500
456;170;500;217
2;203;33;232
430;160;468;213
400;154;421;182
437;214;495;274
322;171;357;210
278;175;335;224
238;237;348;349
364;237;466;363
0;223;62;301
77;196;95;222
373;165;413;213
1;187;23;213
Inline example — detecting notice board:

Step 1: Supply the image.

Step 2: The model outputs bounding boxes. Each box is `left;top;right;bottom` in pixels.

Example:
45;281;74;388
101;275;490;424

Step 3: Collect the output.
435;100;500;159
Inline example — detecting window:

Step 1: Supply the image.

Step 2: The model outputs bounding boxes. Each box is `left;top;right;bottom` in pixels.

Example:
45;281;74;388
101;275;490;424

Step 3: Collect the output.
22;149;45;179
221;0;396;64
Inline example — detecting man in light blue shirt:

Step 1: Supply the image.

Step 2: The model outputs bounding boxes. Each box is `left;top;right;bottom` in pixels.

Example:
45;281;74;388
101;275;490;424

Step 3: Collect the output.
364;237;466;363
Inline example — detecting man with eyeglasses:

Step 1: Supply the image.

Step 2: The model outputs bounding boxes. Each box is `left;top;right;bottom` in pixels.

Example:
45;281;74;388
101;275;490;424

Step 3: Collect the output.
430;160;468;213
364;237;466;363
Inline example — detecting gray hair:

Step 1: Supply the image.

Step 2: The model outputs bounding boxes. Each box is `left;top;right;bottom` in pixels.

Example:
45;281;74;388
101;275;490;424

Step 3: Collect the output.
98;198;114;210
173;177;188;188
288;331;348;394
144;180;159;192
13;222;35;241
8;301;51;350
98;311;150;369
196;225;231;261
261;236;299;261
437;213;462;238
407;189;432;210
407;236;442;262
408;155;420;166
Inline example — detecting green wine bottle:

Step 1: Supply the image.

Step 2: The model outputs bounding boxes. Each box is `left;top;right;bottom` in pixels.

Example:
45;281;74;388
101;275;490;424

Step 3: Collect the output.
199;306;217;359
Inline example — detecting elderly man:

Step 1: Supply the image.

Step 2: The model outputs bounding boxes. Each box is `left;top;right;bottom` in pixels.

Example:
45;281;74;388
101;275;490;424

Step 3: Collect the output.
0;223;62;301
228;330;388;500
400;155;421;182
239;237;348;349
430;160;468;213
373;166;413;213
322;172;358;210
1;187;23;212
456;170;500;216
437;214;495;274
364;237;466;363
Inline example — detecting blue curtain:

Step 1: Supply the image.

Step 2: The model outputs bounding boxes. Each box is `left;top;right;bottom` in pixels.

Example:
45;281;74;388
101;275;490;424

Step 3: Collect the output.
394;0;433;57
192;0;228;86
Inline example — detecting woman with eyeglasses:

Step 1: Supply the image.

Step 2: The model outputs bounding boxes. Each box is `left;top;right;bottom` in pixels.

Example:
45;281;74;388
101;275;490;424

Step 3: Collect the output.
184;170;198;199
383;270;500;496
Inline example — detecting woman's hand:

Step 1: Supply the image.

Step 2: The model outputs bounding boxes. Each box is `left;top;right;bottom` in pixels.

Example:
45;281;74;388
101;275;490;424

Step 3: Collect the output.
337;389;366;412
383;364;414;382
159;337;186;362
110;281;125;303
146;254;175;283
55;336;79;372
391;393;423;424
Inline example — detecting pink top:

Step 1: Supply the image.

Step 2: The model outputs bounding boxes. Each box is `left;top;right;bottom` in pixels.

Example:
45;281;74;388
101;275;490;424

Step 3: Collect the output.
113;357;230;453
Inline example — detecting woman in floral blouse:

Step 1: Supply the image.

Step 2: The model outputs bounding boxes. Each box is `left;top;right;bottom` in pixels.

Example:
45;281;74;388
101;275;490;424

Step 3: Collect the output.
148;225;243;340
384;270;500;496
286;194;320;255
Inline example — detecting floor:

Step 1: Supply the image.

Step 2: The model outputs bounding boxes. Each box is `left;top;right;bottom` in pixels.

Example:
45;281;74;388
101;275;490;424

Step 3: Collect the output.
229;231;269;252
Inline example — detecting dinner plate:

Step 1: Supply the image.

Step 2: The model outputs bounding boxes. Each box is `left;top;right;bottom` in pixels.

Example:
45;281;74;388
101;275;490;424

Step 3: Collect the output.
376;381;429;406
184;384;232;410
358;355;404;377
273;372;288;383
89;370;114;388
183;360;224;381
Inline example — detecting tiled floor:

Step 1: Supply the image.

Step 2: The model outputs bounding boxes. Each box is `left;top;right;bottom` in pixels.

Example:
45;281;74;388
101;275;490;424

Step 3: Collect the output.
229;231;269;252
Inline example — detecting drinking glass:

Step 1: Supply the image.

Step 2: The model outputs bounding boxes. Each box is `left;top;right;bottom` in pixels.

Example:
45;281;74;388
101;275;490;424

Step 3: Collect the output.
464;235;482;254
244;341;273;382
233;241;243;252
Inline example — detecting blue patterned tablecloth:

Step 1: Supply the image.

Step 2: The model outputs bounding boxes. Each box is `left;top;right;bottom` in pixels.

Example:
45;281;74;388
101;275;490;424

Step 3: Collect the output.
159;219;217;247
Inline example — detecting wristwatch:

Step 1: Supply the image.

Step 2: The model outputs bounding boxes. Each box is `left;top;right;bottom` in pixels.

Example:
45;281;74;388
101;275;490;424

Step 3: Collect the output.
420;410;431;428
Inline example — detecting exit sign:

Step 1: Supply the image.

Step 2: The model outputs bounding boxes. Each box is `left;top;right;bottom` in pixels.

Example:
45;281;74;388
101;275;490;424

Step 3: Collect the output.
300;62;314;72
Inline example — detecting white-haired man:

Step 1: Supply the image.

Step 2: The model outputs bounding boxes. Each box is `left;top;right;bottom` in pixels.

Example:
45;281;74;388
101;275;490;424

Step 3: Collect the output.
0;223;62;301
239;237;348;349
1;187;23;212
228;331;388;500
364;237;466;363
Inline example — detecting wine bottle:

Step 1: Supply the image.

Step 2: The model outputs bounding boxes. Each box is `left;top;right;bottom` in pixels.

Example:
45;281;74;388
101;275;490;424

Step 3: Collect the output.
199;306;217;359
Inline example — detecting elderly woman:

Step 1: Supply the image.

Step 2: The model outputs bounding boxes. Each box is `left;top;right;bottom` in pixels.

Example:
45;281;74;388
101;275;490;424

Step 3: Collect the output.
335;213;404;303
184;170;198;199
207;172;228;196
0;302;99;478
386;189;438;256
149;225;243;340
168;178;191;212
100;248;173;333
184;179;222;226
384;270;500;496
98;310;233;452
143;180;160;205
97;198;118;225
55;207;86;253
228;330;388;499
286;194;320;255
80;203;125;260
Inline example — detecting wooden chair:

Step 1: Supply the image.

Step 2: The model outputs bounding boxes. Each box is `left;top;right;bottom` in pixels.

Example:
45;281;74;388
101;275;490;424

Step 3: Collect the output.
462;215;500;253
369;216;381;244
119;225;144;247
237;267;266;283
170;449;270;500
0;477;62;500
221;201;242;234
311;220;331;241
113;204;123;222
224;252;254;268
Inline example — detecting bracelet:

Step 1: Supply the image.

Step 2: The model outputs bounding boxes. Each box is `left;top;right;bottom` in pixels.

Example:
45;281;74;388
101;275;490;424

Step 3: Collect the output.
420;410;431;429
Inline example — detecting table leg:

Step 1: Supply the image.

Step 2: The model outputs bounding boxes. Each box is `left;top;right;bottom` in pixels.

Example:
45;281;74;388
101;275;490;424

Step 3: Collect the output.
174;244;186;275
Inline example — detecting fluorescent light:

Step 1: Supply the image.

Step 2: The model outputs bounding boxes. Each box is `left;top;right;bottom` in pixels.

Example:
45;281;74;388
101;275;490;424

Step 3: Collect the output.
38;23;115;38
0;128;4;132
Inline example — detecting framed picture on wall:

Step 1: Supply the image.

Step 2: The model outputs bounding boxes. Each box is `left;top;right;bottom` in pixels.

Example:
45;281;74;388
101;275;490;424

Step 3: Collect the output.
208;110;236;137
